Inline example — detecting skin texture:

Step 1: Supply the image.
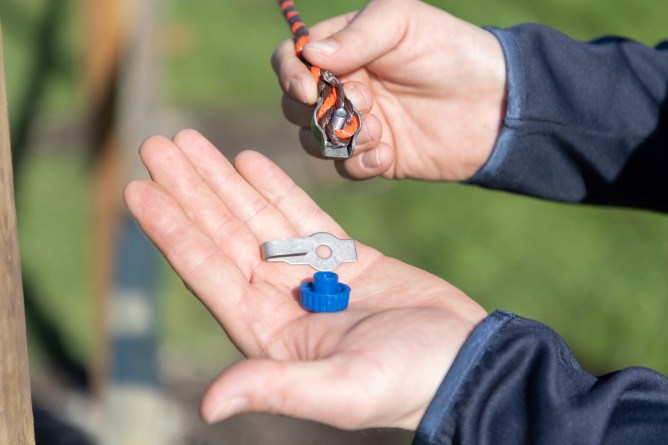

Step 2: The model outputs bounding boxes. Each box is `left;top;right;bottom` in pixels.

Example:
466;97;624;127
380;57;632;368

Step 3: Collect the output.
272;0;507;181
124;130;488;430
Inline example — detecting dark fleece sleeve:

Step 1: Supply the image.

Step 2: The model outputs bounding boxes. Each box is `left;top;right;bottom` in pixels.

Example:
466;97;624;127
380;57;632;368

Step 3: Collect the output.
413;311;668;444
468;25;668;213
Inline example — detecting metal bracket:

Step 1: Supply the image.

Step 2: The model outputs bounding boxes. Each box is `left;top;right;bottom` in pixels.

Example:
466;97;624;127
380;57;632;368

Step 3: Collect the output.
260;232;357;271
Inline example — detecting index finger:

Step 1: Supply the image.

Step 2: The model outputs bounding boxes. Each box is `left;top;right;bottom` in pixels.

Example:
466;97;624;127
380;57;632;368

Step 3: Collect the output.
271;11;358;104
124;180;250;334
271;39;317;104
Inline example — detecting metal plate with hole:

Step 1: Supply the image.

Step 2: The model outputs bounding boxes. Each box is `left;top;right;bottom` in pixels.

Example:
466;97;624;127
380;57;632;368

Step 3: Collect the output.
260;232;357;271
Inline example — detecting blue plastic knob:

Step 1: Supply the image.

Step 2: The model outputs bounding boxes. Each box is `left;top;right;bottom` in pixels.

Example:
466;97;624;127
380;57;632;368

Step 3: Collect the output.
300;271;350;312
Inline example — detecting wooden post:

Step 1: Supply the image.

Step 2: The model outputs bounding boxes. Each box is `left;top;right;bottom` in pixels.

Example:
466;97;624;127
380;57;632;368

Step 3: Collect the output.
83;0;125;400
83;1;166;442
0;28;37;445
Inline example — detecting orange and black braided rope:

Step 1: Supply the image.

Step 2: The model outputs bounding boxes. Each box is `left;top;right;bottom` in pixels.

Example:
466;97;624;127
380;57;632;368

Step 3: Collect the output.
278;0;362;156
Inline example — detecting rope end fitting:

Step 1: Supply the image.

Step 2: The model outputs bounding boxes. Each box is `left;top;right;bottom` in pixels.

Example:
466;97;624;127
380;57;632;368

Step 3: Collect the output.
312;103;362;159
311;70;363;159
279;0;362;159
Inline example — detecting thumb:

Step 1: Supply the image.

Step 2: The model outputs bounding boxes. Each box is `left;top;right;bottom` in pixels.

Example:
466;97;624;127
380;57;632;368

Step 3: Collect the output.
200;358;376;429
303;0;411;74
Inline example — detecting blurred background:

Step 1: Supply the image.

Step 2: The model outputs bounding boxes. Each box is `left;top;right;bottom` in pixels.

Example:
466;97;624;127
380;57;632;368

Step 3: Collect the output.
2;0;667;444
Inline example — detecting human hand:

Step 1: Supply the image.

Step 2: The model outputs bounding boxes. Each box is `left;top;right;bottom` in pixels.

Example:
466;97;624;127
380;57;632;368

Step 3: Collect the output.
124;130;487;430
273;0;506;181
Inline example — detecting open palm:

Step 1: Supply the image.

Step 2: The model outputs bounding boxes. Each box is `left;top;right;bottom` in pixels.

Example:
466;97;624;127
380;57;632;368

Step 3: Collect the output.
124;130;486;430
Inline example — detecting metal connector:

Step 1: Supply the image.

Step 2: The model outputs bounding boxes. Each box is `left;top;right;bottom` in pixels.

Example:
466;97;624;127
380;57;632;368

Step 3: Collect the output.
312;104;362;158
261;232;357;271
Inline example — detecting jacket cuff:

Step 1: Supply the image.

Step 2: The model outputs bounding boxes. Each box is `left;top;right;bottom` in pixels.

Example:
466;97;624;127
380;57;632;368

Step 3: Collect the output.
466;27;525;185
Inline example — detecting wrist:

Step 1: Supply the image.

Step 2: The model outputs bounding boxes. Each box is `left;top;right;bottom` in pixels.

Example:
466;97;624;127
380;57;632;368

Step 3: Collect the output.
464;27;524;186
397;304;489;430
414;311;514;441
459;27;508;181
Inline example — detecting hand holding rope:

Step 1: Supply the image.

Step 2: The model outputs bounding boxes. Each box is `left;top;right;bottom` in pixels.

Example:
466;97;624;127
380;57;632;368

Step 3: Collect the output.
278;0;363;159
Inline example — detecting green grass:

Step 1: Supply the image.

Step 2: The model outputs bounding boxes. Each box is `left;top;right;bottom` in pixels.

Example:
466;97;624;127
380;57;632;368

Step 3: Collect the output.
4;0;668;377
16;152;92;366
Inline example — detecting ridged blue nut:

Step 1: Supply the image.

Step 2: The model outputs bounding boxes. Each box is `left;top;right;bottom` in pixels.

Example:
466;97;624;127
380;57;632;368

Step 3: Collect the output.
299;271;350;312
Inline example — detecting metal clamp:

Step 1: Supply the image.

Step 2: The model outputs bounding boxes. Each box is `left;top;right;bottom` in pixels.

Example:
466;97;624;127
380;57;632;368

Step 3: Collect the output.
311;70;363;159
312;104;362;159
260;232;357;271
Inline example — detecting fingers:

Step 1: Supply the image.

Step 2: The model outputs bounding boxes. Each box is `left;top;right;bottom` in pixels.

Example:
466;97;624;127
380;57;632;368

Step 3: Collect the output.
274;2;401;182
233;150;345;237
282;81;374;128
272;12;358;104
271;39;318;104
201;358;376;430
305;11;358;42
123;180;248;331
281;94;312;128
283;79;386;180
299;111;382;156
335;142;395;180
170;130;297;244
302;0;409;75
297;112;394;180
138;134;260;277
168;129;350;246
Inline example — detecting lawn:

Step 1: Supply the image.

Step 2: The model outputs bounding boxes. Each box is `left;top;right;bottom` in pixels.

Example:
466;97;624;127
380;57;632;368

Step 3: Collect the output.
4;0;668;381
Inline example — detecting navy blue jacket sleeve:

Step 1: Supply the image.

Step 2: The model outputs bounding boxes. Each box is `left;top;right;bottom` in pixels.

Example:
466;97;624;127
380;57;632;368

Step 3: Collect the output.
413;311;668;444
468;25;668;213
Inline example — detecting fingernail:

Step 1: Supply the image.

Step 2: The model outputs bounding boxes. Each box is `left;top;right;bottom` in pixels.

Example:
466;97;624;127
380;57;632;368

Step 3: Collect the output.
206;397;247;424
361;149;380;169
306;39;339;56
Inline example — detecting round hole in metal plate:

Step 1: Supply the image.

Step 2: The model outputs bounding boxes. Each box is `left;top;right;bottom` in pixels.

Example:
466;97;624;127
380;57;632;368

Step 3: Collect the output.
316;244;332;259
